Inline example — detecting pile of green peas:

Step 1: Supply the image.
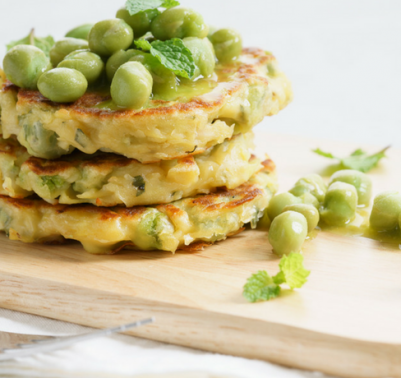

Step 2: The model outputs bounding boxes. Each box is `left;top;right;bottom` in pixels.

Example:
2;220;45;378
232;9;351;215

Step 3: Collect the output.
2;6;243;109
264;170;375;256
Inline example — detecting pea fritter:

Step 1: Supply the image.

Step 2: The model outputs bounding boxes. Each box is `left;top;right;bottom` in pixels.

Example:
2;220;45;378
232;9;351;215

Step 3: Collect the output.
0;132;263;207
0;49;292;162
0;165;277;254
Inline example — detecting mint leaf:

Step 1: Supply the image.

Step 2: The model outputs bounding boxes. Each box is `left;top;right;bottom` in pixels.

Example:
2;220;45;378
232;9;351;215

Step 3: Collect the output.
134;39;152;51
162;0;180;8
125;0;179;16
126;0;163;15
244;253;310;303
243;270;281;303
274;253;310;289
133;175;145;196
150;39;196;79
312;148;337;160
6;29;54;57
341;147;389;172
350;149;365;157
312;146;389;173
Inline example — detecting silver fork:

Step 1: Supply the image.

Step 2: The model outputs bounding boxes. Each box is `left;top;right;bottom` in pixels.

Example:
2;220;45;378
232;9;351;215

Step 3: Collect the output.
0;317;154;361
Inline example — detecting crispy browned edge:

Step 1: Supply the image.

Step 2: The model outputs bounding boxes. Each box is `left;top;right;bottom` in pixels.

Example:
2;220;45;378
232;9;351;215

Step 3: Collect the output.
0;136;25;158
2;48;274;119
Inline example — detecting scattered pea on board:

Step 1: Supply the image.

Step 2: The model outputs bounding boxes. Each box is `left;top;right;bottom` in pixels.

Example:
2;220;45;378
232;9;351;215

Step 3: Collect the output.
370;192;401;232
268;211;308;256
329;170;372;207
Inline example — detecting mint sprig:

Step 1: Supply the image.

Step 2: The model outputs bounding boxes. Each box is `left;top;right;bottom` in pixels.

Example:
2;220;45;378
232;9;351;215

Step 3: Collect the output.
135;38;196;79
125;0;179;16
312;146;389;173
6;29;54;57
243;253;310;303
134;39;152;52
243;270;281;302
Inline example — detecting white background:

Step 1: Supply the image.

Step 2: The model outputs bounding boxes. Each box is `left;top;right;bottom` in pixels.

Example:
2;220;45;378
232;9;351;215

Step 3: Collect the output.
0;1;399;376
0;0;400;147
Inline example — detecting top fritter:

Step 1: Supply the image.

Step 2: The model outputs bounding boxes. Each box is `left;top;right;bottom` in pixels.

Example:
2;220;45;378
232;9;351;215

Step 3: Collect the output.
0;2;292;162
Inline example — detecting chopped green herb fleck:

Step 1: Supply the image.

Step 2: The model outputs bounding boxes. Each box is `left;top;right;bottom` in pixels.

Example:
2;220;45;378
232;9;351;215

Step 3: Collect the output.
133;175;146;196
75;129;89;148
40;175;65;192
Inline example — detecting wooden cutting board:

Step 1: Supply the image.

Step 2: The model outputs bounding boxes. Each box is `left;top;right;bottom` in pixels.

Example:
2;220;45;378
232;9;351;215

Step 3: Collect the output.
1;132;401;378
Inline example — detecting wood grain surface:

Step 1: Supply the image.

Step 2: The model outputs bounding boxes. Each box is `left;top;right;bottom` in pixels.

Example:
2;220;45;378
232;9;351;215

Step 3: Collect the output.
1;132;400;378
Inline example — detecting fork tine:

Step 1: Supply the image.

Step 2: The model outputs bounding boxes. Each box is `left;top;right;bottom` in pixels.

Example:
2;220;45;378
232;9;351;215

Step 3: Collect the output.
15;338;56;349
0;317;155;361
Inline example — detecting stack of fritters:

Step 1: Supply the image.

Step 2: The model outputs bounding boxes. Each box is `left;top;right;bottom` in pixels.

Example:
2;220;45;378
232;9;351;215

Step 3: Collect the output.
0;48;292;253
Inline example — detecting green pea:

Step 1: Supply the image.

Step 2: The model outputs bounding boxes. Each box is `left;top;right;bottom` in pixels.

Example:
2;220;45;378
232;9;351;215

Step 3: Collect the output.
298;192;319;209
268;211;308;256
320;182;358;226
183;37;215;78
282;204;319;233
257;210;271;229
106;49;144;81
3;45;49;89
329;170;372;206
267;192;302;221
38;68;88;103
289;174;327;202
65;24;94;40
58;50;104;84
89;19;134;57
151;8;208;41
369;191;401;232
20;120;71;159
208;28;242;63
126;52;178;96
116;8;160;38
136;57;178;96
49;38;89;67
110;62;153;109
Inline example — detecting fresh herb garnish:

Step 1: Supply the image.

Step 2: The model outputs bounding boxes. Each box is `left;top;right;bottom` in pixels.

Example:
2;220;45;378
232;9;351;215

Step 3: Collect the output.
134;39;152;52
312;146;389;173
243;253;310;303
6;29;54;57
135;38;196;79
125;0;179;16
133;175;146;196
